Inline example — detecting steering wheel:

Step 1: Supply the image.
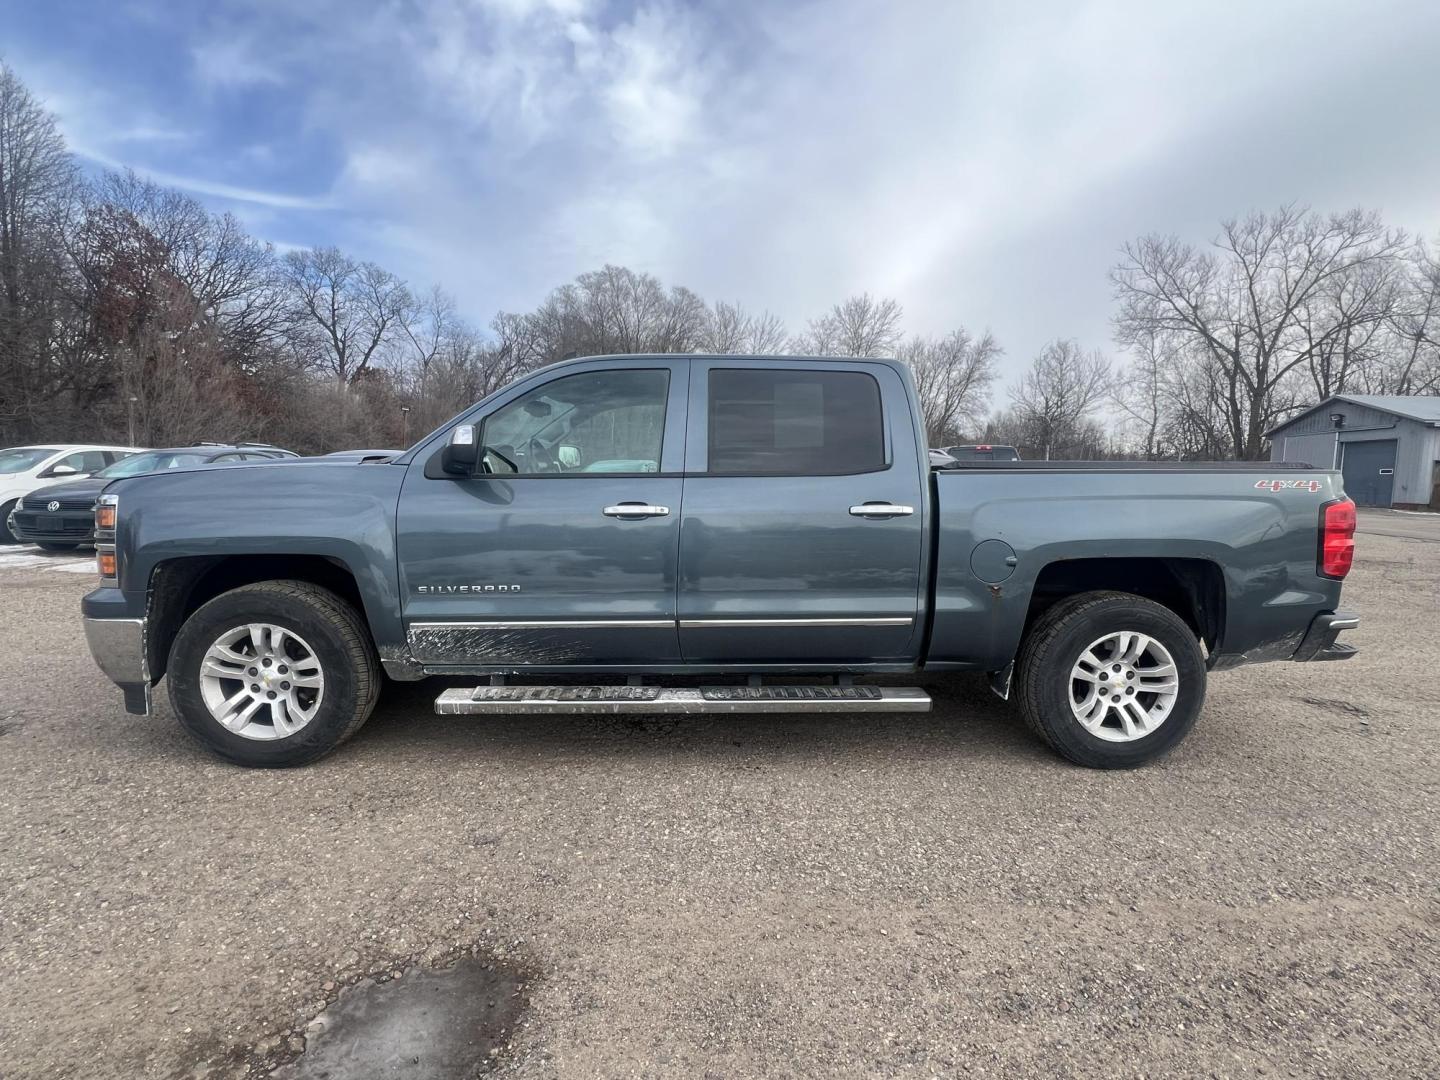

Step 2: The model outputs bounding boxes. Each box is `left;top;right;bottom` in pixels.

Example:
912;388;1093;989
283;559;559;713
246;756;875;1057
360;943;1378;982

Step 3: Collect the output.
526;437;559;473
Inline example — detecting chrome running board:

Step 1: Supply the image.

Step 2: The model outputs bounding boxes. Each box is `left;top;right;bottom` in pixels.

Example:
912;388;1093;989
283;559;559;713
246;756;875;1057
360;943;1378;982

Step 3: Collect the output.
434;684;932;715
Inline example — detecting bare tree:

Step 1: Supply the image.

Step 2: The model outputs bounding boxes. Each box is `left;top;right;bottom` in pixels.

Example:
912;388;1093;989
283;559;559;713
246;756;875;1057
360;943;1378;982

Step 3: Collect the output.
745;309;788;354
1112;330;1171;458
120;281;268;447
701;301;788;354
1381;238;1440;394
651;284;709;353
1297;251;1401;399
0;61;82;440
899;328;1001;444
397;284;457;396
87;171;290;369
283;246;410;385
521;264;712;362
1112;206;1408;458
794;293;903;356
1009;339;1111;460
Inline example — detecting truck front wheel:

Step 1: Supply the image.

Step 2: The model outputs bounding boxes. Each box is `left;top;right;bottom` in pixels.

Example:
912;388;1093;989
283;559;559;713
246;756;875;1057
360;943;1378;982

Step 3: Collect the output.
1016;591;1206;769
166;580;380;767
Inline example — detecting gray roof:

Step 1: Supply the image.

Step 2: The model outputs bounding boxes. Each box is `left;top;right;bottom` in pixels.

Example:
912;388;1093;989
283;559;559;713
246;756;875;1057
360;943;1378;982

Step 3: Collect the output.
1267;394;1440;435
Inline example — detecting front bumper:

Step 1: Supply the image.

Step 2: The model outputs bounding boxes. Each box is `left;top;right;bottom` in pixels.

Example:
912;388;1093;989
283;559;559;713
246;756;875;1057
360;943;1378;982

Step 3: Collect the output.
9;508;95;544
1292;611;1360;662
83;616;151;714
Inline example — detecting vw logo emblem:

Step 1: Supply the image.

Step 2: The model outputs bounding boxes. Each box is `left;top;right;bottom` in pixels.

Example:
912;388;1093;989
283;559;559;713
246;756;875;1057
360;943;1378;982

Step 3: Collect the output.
46;501;60;513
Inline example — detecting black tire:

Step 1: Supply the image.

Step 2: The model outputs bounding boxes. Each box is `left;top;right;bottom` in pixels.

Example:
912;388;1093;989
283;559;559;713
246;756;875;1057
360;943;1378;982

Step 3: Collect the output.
166;580;380;767
1015;590;1206;769
36;541;81;552
0;502;17;544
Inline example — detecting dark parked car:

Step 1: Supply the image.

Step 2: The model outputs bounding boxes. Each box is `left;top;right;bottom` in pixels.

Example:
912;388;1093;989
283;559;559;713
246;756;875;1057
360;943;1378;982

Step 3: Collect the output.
9;445;294;550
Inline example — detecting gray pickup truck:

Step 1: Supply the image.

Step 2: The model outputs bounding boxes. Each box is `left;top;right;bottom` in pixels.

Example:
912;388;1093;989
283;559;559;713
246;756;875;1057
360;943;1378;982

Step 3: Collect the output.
81;354;1359;769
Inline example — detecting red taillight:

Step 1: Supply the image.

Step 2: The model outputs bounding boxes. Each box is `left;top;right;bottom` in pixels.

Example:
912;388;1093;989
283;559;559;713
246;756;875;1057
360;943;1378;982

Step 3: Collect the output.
1320;499;1356;579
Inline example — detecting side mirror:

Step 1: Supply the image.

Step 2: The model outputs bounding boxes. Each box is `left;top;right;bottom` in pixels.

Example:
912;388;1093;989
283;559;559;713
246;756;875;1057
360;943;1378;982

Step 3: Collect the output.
440;424;479;476
47;464;80;477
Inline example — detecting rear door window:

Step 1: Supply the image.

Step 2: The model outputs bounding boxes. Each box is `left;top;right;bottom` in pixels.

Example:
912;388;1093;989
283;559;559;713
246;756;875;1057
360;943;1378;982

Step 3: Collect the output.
707;369;885;475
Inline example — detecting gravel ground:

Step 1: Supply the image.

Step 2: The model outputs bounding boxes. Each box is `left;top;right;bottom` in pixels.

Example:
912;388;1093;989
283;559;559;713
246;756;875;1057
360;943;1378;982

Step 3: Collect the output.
1;515;1437;1079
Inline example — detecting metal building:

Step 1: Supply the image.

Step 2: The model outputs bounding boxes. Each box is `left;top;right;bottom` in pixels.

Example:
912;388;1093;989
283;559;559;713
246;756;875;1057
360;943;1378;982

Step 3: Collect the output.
1266;394;1440;509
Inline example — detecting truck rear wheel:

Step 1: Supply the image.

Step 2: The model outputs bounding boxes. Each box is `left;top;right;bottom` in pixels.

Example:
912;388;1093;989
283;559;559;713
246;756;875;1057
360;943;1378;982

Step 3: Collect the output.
1016;590;1205;769
166;580;380;767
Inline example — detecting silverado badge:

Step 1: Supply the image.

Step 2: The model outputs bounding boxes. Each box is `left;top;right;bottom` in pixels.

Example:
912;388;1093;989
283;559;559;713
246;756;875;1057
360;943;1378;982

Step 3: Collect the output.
414;584;521;594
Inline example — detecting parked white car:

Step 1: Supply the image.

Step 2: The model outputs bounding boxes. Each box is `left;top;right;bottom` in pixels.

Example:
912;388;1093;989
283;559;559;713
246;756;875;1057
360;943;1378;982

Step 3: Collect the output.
0;445;140;543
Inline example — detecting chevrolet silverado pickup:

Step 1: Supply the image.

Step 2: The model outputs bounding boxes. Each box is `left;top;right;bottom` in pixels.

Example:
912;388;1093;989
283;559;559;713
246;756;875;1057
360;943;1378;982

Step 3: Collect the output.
80;354;1359;769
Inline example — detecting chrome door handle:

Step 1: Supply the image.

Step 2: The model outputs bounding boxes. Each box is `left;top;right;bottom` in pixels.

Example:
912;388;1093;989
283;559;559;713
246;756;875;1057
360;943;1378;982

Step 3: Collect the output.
849;503;915;517
603;504;670;518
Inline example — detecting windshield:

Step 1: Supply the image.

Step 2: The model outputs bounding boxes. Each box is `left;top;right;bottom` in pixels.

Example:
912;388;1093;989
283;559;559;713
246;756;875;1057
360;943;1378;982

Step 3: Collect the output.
0;447;59;473
95;451;209;478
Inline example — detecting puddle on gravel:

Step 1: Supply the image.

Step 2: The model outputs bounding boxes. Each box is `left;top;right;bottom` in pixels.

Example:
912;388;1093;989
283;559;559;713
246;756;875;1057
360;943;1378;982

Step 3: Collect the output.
273;956;527;1079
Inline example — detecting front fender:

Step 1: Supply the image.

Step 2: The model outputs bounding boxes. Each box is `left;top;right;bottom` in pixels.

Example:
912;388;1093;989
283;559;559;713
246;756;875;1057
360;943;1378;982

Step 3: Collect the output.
103;462;408;653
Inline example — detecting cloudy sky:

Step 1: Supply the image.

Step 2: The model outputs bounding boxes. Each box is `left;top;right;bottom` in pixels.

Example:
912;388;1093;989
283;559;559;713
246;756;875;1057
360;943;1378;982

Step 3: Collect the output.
7;0;1440;382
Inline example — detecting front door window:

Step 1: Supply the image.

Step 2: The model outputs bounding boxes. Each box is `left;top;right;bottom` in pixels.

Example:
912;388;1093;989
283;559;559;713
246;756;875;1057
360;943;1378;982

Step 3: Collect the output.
481;369;669;476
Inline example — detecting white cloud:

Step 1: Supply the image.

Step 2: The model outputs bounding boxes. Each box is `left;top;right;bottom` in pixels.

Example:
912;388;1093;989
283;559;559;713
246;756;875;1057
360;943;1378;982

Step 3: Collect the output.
599;6;709;156
70;144;334;210
17;54;327;211
190;37;284;89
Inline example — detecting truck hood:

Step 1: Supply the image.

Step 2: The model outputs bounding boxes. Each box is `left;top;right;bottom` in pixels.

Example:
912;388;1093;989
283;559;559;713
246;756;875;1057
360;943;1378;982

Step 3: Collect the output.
103;456;409;503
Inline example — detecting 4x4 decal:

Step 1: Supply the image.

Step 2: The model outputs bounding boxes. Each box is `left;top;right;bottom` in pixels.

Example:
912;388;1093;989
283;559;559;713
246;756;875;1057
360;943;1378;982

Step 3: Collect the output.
1254;479;1323;493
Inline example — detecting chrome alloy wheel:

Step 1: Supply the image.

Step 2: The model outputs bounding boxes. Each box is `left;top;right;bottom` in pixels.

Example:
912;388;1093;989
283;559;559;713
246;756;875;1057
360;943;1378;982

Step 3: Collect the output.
1068;631;1180;743
198;623;325;741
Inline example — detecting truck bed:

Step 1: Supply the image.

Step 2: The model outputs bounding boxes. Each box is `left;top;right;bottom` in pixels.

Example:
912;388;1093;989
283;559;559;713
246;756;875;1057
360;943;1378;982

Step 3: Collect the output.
924;463;1346;672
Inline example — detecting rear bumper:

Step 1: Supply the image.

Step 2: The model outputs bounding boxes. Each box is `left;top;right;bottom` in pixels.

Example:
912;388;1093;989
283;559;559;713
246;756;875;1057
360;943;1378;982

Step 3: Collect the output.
83;616;151;714
1292;611;1360;662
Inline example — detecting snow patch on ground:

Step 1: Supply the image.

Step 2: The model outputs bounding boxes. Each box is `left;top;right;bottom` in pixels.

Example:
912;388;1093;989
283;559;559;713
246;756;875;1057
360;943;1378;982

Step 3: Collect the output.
0;546;93;573
52;560;99;574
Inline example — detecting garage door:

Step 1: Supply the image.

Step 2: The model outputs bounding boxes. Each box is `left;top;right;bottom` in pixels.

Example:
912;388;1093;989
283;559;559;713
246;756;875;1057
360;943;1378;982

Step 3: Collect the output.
1341;439;1396;506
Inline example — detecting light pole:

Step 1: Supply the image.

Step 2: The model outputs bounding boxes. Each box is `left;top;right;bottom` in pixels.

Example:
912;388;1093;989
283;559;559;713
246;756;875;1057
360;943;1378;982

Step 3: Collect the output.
127;396;138;447
400;405;411;445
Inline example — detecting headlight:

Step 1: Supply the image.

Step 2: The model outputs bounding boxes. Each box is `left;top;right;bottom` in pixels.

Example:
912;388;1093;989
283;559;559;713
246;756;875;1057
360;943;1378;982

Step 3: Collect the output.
95;494;119;581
